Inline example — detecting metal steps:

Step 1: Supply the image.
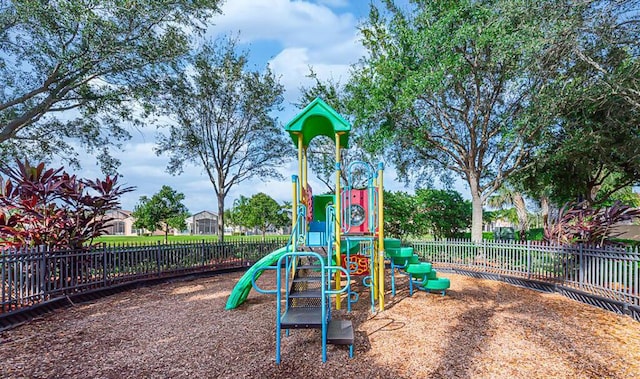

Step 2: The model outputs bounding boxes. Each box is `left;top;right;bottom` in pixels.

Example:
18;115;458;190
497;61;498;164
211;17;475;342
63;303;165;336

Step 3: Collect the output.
327;319;354;345
280;308;354;346
280;307;323;328
288;289;323;298
276;248;354;362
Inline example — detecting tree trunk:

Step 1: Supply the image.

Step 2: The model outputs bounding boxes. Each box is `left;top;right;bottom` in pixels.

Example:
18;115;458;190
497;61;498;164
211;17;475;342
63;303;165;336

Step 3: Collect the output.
164;227;168;244
469;175;484;242
513;192;528;238
540;195;550;228
217;193;225;243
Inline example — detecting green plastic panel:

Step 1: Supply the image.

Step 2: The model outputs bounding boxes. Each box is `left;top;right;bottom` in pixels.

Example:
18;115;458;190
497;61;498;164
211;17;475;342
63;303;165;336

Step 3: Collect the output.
312;194;335;221
383;238;402;249
285;97;351;148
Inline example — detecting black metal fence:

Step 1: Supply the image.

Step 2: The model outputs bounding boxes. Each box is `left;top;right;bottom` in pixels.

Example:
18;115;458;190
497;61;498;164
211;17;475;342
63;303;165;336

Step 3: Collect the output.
2;238;639;322
1;239;285;314
410;239;640;321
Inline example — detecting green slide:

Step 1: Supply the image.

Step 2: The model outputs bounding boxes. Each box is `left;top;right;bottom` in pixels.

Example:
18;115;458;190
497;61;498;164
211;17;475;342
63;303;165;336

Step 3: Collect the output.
225;246;291;310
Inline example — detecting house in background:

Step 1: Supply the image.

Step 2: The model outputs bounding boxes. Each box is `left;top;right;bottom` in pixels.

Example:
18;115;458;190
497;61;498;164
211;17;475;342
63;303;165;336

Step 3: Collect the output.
103;209;139;236
103;210;219;236
184;211;218;236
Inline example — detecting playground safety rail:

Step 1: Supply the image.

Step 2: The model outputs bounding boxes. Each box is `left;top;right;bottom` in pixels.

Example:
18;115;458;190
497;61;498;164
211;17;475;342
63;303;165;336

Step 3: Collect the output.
250;251;352;363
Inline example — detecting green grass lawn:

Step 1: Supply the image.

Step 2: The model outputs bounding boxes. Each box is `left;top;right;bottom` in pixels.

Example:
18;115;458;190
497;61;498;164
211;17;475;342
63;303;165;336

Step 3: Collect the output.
93;234;288;245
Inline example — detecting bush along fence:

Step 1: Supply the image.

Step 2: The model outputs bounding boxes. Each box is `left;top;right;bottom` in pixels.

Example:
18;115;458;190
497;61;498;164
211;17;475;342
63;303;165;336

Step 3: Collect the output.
0;239;285;325
410;239;640;322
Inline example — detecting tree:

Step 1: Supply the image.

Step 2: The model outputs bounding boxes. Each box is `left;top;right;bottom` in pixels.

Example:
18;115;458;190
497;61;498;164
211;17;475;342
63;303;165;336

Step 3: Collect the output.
132;185;189;243
0;0;222;172
349;0;559;241
230;193;288;241
524;88;640;206
414;189;471;239
155;37;294;242
383;190;421;238
520;1;640;208
487;185;529;239
0;160;133;249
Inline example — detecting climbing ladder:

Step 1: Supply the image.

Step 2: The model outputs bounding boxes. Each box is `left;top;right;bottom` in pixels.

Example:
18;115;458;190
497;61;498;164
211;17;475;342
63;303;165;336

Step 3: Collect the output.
384;238;451;296
251;248;354;363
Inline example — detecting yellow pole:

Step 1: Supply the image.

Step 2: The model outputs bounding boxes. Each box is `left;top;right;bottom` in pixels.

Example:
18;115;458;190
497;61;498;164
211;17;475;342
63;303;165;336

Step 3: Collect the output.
291;175;298;233
302;146;308;191
334;133;342;310
372;176;378;301
297;134;304;190
377;162;385;311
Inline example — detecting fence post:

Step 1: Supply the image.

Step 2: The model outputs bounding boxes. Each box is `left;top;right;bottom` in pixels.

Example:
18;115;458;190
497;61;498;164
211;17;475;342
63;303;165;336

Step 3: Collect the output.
156;241;162;276
483;239;487;272
40;245;48;301
199;240;204;268
526;241;532;279
578;244;584;290
103;244;108;288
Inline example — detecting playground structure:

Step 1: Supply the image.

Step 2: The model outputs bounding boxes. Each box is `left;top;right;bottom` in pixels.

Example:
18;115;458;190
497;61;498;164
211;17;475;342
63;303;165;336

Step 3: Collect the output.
225;98;450;363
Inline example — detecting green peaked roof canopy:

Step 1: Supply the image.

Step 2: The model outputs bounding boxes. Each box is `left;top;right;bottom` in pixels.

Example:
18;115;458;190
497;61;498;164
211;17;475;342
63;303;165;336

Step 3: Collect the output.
285;97;351;148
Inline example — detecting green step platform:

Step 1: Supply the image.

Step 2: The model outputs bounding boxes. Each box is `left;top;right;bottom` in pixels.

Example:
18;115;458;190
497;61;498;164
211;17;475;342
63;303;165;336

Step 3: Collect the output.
386;246;414;258
384;239;451;297
423;277;451;292
384;238;402;249
391;254;420;266
406;262;432;275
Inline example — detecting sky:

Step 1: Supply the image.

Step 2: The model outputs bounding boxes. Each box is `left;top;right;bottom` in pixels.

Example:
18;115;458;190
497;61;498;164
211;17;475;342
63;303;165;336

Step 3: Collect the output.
77;0;434;214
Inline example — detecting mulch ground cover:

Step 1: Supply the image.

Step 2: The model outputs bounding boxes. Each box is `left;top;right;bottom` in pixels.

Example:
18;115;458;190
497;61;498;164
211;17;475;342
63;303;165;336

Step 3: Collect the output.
1;271;639;378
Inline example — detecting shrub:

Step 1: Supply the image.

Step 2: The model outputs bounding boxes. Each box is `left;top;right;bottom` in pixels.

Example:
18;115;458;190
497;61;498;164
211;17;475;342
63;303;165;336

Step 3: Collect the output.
544;201;640;246
0;160;133;250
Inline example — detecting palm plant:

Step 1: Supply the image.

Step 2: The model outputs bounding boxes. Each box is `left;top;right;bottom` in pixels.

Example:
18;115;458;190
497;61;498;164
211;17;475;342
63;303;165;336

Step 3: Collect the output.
487;185;529;239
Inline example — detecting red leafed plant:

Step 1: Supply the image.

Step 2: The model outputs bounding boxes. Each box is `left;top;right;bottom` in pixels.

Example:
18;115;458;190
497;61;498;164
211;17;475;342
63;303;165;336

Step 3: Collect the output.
0;160;134;250
544;201;640;246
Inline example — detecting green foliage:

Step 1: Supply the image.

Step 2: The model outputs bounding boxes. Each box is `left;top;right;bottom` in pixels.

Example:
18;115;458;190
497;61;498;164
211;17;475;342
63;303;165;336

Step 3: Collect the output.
415;189;472;239
348;0;561;241
93;234;288;245
0;0;222;172
518;1;640;207
229;193;288;241
383;191;418;238
462;231;495;240
0;160;133;249
155;36;293;242
526;228;544;241
132;185;189;243
384;189;471;239
607;187;640;208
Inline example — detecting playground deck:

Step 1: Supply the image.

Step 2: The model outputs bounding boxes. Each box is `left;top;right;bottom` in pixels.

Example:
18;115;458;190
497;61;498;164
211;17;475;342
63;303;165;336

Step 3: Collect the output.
1;270;639;378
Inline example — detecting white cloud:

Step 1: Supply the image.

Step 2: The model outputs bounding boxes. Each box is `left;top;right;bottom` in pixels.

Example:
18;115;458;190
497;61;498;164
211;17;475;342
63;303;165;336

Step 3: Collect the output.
208;0;357;48
60;1;385;216
207;0;366;108
268;47;354;107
